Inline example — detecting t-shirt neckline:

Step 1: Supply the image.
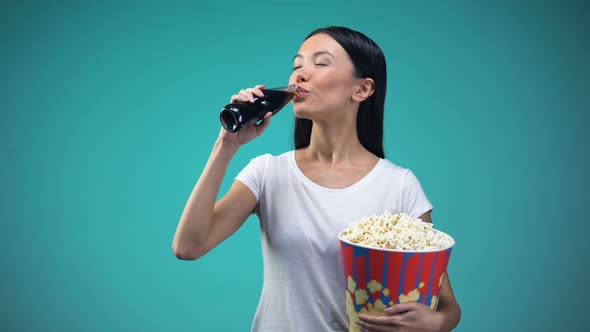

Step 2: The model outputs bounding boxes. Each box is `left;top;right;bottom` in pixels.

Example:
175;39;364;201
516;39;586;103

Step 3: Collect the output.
289;150;385;194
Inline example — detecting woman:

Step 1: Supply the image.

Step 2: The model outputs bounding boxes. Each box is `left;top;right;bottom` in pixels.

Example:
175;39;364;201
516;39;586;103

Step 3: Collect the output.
172;26;461;332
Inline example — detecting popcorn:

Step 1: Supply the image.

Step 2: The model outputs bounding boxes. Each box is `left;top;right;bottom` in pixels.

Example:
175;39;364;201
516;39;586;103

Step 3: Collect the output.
345;291;360;332
347;276;357;293
399;286;422;303
354;289;369;305
339;210;452;251
430;295;439;310
340;210;455;332
367;279;382;294
373;299;387;312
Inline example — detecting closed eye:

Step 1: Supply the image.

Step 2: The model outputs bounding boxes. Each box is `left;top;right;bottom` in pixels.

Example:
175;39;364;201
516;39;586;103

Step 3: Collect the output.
315;63;327;66
292;66;302;71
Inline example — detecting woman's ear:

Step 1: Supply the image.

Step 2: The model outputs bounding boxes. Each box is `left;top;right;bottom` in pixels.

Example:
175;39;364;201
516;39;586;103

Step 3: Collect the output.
352;78;375;103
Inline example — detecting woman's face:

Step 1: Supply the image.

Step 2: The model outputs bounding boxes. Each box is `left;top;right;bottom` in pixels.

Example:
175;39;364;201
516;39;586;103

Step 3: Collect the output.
289;33;359;119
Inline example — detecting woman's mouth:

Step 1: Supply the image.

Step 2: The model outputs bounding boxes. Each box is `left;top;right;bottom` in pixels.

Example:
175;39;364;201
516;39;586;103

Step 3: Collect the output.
294;86;310;100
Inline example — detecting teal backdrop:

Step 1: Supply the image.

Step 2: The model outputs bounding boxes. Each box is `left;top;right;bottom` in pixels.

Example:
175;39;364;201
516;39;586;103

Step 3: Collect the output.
1;0;588;331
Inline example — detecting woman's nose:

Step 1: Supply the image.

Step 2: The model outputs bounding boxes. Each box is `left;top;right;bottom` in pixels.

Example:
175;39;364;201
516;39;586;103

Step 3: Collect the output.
296;72;309;83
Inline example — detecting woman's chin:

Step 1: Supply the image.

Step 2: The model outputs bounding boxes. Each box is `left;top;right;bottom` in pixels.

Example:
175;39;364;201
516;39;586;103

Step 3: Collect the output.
293;107;310;119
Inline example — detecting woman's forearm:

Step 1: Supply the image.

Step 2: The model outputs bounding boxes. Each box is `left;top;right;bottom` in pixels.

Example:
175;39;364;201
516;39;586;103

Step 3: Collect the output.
436;274;461;331
437;300;461;331
172;138;239;259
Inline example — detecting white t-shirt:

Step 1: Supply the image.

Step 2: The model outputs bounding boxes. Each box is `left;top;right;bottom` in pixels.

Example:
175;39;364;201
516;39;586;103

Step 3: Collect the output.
236;150;433;332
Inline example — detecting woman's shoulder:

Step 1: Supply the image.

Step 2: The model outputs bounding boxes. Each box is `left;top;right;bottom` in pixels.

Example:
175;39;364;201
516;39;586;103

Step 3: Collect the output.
379;158;426;185
247;150;294;167
379;158;410;173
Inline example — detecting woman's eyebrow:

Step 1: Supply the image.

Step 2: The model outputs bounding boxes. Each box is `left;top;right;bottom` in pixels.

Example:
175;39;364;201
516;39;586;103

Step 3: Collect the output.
293;51;335;61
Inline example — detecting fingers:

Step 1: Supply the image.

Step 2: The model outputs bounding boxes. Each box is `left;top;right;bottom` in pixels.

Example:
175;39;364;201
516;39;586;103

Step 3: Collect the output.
384;302;425;316
255;112;272;135
356;314;397;332
230;84;265;103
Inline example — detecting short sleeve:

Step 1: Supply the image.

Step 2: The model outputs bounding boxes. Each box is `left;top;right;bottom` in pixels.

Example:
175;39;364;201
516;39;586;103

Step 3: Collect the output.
401;170;433;218
235;153;271;202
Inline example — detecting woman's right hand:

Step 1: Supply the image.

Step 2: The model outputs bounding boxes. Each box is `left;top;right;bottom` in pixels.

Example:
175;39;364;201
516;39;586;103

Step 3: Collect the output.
218;84;272;147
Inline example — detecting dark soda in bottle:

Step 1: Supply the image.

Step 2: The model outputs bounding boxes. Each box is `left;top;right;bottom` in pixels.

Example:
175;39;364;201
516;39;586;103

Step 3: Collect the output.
220;84;300;132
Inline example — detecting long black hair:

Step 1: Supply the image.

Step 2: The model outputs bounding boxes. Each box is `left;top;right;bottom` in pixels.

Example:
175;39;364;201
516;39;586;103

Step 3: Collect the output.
293;26;387;158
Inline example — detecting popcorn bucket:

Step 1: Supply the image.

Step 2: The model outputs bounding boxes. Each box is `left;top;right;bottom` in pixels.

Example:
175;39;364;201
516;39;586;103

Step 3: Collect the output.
338;229;454;332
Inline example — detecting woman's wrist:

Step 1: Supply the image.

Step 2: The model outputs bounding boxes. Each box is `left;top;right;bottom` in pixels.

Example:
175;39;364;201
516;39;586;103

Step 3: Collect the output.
214;136;240;158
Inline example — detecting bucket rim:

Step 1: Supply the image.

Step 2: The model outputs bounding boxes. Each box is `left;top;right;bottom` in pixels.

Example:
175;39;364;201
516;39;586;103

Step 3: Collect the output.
338;228;455;253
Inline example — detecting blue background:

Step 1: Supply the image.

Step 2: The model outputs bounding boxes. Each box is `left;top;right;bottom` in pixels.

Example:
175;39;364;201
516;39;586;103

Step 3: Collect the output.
1;0;588;331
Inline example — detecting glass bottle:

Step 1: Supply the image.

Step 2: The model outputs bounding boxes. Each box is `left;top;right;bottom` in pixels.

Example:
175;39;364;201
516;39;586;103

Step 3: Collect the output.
220;84;300;132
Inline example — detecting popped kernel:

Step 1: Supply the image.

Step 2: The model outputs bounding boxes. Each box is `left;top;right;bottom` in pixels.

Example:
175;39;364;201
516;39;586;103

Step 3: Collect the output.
367;280;383;294
355;289;369;305
340;211;452;251
374;299;387;311
348;276;357;293
399;288;421;303
430;295;439;310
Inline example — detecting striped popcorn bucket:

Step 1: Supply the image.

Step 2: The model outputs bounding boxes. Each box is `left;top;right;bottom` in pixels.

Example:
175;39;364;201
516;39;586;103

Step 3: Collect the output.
338;229;454;332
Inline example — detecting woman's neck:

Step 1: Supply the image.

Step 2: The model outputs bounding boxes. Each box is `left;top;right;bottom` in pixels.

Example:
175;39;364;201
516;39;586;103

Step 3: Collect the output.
303;117;371;166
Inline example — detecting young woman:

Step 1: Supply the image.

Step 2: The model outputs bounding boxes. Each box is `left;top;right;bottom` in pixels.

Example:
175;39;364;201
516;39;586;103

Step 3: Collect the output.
173;26;461;332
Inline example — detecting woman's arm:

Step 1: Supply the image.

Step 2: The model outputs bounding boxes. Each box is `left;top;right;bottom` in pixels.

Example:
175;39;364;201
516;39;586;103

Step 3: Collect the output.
420;210;462;330
435;272;461;331
172;138;257;260
172;85;271;260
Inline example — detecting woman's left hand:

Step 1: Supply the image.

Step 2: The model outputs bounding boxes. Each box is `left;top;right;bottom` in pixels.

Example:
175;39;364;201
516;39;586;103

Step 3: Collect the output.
356;302;446;332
